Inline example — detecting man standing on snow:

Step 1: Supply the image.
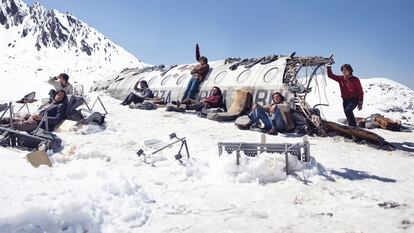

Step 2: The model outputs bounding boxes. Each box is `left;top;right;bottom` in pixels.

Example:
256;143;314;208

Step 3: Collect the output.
47;73;73;102
327;64;364;127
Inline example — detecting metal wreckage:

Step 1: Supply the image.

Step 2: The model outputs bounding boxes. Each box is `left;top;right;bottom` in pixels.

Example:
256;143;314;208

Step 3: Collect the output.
1;52;399;169
0;88;107;167
92;52;395;153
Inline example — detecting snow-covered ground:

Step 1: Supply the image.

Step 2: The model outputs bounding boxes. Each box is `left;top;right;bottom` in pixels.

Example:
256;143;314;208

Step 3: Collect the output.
0;76;413;232
1;1;412;231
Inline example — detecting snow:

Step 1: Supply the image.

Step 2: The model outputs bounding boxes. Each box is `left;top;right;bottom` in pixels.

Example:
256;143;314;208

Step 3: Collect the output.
0;75;413;232
0;148;152;233
1;1;413;232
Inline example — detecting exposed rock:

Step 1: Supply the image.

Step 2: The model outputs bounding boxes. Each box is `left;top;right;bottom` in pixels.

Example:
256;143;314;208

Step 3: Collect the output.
1;0;120;58
0;0;26;28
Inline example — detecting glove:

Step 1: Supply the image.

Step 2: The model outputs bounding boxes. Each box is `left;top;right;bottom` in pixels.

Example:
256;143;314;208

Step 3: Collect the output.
326;59;334;66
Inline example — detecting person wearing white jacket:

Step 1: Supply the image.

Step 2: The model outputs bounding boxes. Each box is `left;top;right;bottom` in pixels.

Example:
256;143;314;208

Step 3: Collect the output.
47;73;73;102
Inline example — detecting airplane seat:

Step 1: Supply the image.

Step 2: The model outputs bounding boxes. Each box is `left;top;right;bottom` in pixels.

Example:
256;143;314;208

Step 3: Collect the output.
207;89;252;122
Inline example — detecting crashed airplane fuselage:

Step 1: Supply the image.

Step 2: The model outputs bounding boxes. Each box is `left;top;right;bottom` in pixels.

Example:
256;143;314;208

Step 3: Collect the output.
91;54;332;107
90;54;396;150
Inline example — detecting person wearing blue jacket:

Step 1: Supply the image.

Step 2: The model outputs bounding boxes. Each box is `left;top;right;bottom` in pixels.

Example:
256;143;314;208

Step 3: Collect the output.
36;90;68;130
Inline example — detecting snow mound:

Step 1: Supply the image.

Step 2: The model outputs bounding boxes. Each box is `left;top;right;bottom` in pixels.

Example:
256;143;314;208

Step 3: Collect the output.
0;151;154;232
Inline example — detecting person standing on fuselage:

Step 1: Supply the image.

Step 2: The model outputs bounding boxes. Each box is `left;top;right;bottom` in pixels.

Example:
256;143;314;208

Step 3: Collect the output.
181;44;209;101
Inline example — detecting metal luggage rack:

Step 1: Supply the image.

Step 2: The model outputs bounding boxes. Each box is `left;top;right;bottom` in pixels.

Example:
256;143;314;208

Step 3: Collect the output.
0;102;55;151
217;136;310;175
137;133;190;166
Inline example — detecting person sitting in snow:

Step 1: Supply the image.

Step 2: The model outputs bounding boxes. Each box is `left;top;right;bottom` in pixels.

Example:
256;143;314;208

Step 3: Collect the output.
47;73;74;102
181;44;210;101
173;86;223;112
246;92;295;135
0;90;68;132
120;80;154;106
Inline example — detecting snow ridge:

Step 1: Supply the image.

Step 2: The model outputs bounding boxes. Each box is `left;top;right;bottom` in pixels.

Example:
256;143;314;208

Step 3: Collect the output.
0;0;146;86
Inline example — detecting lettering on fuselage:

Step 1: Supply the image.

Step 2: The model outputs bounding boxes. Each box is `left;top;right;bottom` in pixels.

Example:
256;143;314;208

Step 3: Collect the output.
152;89;278;106
153;90;172;103
254;90;268;106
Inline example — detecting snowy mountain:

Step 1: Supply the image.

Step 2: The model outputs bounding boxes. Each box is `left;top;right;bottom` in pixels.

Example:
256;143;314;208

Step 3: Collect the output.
362;78;414;116
0;0;146;90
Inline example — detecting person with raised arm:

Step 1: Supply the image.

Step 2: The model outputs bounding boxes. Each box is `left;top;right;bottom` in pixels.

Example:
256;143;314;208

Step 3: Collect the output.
326;63;363;127
181;44;210;101
47;73;73;102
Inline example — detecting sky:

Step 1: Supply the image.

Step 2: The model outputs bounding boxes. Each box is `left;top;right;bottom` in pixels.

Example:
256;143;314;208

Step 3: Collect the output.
24;0;414;89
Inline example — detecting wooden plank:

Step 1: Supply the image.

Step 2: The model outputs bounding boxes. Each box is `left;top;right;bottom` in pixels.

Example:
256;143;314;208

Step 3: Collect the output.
26;150;52;168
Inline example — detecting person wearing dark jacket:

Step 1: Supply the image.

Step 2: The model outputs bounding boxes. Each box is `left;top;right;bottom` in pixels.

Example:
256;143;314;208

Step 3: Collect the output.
37;90;68;130
183;86;223;111
121;80;154;106
327;64;364;127
0;103;7;112
0;90;67;132
181;44;210;101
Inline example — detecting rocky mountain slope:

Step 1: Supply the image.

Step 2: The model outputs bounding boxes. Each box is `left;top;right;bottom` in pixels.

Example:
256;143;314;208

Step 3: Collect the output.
0;0;146;87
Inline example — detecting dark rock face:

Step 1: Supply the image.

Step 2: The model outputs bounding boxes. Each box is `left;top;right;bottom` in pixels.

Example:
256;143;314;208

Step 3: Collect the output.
0;0;26;28
0;11;6;26
81;39;92;56
38;11;69;49
21;27;28;37
28;3;73;51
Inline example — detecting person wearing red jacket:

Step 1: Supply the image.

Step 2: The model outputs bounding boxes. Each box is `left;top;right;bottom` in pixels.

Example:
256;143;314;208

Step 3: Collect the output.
327;64;364;127
182;86;223;111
